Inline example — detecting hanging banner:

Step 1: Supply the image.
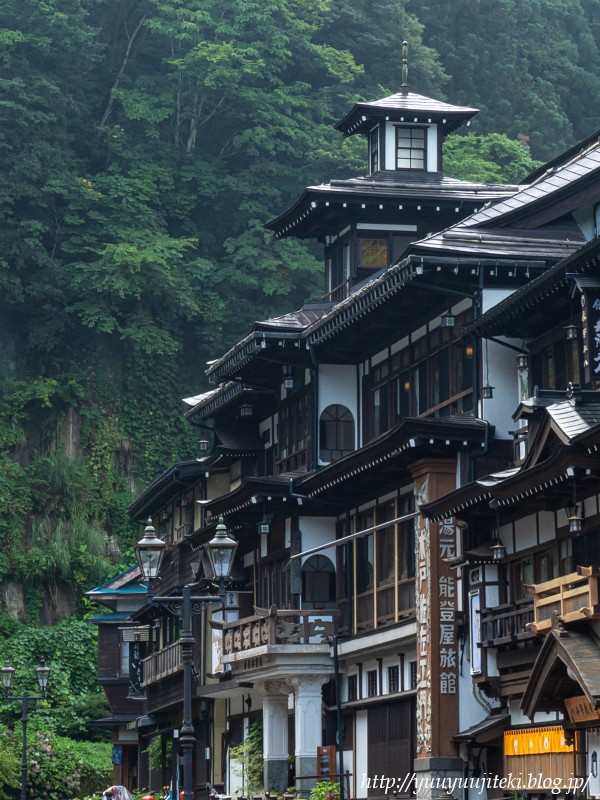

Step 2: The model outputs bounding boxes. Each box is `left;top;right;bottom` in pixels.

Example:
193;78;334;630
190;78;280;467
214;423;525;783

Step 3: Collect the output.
128;639;145;698
588;731;600;798
504;726;573;756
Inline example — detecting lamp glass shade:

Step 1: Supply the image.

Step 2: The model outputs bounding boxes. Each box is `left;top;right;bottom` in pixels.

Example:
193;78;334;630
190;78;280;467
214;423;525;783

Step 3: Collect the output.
440;312;455;328
1;660;15;691
568;514;583;534
240;404;253;418
135;518;166;580
198;439;210;452
206;517;238;579
35;659;50;692
516;353;528;370
491;541;506;561
481;384;494;399
258;521;270;534
283;377;295;390
565;324;578;341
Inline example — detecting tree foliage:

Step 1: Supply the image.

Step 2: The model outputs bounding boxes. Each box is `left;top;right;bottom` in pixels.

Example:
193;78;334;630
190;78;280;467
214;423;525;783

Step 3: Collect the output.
411;0;600;159
444;133;542;183
0;0;598;629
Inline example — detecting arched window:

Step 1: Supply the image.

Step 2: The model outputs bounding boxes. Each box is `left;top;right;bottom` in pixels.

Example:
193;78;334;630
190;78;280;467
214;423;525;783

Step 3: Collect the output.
319;404;355;462
302;555;335;608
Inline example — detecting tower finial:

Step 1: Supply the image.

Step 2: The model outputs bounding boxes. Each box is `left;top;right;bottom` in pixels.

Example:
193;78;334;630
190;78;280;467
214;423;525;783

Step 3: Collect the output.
401;41;409;89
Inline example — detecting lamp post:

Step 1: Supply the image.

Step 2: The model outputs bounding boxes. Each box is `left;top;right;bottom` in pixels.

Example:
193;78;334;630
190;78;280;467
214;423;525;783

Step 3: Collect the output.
1;658;51;800
136;516;238;800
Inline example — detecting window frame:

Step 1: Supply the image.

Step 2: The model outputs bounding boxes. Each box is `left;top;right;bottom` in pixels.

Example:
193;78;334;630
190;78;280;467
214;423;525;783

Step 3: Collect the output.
395;125;427;170
319;404;355;462
369;126;380;174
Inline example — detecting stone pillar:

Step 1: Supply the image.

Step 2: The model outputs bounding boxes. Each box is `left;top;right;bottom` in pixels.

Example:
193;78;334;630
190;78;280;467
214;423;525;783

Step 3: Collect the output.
409;459;464;800
291;676;327;797
259;681;290;793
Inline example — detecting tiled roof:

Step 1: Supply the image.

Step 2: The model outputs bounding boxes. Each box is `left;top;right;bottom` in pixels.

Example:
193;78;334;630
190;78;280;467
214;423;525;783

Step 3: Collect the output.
335;90;478;136
547;399;600;442
266;178;521;239
460;140;600;228
256;303;333;330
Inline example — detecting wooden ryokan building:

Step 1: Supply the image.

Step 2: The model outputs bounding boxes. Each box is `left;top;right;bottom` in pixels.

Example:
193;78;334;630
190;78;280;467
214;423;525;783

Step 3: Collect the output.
89;75;600;800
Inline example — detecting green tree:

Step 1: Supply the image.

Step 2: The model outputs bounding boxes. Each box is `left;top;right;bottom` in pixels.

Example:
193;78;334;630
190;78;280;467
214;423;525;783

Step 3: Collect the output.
411;0;600;159
444;132;542;183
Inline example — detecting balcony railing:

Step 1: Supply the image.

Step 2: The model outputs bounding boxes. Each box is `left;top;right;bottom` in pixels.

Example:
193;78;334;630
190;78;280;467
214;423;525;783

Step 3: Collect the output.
480;599;535;647
526;566;600;634
222;608;339;657
141;641;183;686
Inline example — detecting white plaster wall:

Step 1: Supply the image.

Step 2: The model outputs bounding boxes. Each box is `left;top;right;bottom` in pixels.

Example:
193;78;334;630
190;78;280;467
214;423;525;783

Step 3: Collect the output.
458;669;492;734
427;125;438;171
514;516;536;552
572;205;594;240
298;516;337;566
479;287;522;440
479;337;520;439
538;510;556;543
355;711;369;798
509;699;559;726
319;364;358;420
481;288;514;315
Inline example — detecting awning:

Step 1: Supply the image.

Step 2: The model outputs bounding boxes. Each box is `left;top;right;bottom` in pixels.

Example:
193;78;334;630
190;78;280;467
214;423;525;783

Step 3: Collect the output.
453;713;510;743
88;714;139;729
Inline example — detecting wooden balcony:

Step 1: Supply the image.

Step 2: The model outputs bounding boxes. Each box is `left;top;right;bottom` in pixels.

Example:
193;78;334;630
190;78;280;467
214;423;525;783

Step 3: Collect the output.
222;608;338;657
480;599;536;647
526;567;600;634
141;641;182;687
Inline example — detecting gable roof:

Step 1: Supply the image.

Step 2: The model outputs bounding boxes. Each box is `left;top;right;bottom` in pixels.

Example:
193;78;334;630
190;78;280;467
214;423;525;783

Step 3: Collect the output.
521;627;600;718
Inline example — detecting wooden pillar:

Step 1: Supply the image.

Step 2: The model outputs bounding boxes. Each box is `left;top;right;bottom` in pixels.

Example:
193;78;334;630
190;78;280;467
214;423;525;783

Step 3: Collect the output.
409;459;463;798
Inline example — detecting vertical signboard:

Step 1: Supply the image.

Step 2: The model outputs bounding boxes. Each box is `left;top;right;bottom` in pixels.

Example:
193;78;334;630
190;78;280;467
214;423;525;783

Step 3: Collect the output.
469;590;482;675
580;289;600;384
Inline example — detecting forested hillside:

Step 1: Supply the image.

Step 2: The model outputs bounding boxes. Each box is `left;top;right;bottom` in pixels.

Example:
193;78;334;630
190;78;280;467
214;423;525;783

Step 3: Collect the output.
2;0;600;629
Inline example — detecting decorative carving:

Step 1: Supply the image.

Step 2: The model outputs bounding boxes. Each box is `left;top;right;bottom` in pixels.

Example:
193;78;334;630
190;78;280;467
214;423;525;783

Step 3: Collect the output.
260;619;271;644
276;620;302;643
251;622;261;647
242;624;251;649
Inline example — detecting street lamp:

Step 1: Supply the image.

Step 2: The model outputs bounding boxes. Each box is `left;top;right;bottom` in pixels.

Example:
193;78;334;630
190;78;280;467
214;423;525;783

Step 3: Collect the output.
136;516;237;800
1;658;51;800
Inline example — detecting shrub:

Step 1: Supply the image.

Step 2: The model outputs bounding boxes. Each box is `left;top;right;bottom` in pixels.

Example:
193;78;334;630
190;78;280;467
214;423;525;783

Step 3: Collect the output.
309;781;340;800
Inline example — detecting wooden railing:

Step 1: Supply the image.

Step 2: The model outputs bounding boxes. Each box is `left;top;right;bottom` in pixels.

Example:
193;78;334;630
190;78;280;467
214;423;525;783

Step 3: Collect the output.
526;567;600;634
222;608;339;656
141;641;182;686
480;599;535;647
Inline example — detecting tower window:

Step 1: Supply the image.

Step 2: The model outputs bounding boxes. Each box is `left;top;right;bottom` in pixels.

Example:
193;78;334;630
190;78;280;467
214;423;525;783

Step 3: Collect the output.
396;126;426;170
369;127;379;173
